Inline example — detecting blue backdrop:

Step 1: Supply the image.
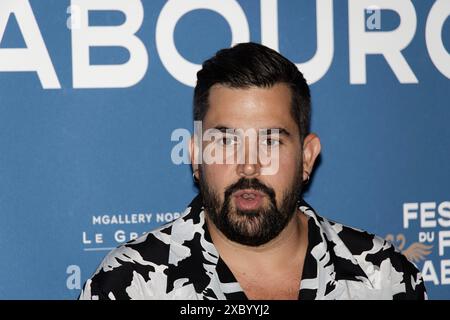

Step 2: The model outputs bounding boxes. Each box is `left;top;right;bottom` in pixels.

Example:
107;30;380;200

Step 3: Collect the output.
0;0;449;299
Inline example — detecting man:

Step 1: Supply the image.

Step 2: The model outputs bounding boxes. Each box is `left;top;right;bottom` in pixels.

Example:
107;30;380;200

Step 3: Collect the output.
79;43;426;300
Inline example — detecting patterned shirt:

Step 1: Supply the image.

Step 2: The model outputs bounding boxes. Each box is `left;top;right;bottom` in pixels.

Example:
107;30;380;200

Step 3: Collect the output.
79;195;427;300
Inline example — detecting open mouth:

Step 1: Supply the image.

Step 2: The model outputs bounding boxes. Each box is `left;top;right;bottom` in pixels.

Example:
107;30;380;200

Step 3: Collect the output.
233;189;265;211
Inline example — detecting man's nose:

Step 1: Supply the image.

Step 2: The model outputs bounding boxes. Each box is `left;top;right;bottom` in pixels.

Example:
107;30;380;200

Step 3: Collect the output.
236;137;261;178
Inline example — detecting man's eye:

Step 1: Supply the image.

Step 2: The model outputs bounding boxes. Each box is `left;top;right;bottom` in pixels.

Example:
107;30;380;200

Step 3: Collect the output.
261;138;280;146
220;136;238;146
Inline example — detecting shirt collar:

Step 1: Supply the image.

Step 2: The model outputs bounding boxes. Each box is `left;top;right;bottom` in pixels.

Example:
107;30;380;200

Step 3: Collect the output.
169;195;373;300
298;199;373;298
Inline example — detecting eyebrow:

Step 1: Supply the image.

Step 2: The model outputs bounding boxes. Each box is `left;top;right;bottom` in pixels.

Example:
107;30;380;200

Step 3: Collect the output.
263;128;291;137
212;126;291;137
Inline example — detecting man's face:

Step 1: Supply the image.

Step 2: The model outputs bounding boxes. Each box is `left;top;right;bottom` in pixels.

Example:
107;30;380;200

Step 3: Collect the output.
197;83;304;246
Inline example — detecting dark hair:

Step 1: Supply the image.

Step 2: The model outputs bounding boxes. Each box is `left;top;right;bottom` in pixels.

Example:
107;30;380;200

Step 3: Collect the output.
194;42;311;142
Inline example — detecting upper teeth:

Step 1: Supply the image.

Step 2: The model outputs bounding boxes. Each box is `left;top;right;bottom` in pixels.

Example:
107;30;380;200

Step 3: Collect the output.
242;193;255;199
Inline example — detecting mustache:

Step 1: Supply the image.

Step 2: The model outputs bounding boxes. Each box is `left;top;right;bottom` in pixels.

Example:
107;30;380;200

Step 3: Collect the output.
223;178;276;202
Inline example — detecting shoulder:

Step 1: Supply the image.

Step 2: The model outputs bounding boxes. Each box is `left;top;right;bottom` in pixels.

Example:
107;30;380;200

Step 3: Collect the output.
79;222;174;300
79;202;208;300
79;203;204;300
318;216;427;299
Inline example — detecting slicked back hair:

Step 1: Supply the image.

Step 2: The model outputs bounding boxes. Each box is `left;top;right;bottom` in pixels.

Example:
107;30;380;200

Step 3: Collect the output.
194;42;311;143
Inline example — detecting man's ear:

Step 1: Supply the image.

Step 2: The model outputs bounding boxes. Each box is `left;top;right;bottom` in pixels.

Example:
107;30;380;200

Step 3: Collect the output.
302;133;321;181
189;136;200;179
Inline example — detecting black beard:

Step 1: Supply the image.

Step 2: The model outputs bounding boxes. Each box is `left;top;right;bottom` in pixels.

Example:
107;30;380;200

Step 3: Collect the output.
199;172;303;247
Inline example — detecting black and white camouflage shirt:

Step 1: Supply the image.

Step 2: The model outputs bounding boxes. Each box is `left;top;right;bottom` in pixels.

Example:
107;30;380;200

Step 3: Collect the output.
79;195;427;300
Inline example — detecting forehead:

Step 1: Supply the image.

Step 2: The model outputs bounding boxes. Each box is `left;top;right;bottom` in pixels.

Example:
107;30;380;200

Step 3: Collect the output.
204;83;298;133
